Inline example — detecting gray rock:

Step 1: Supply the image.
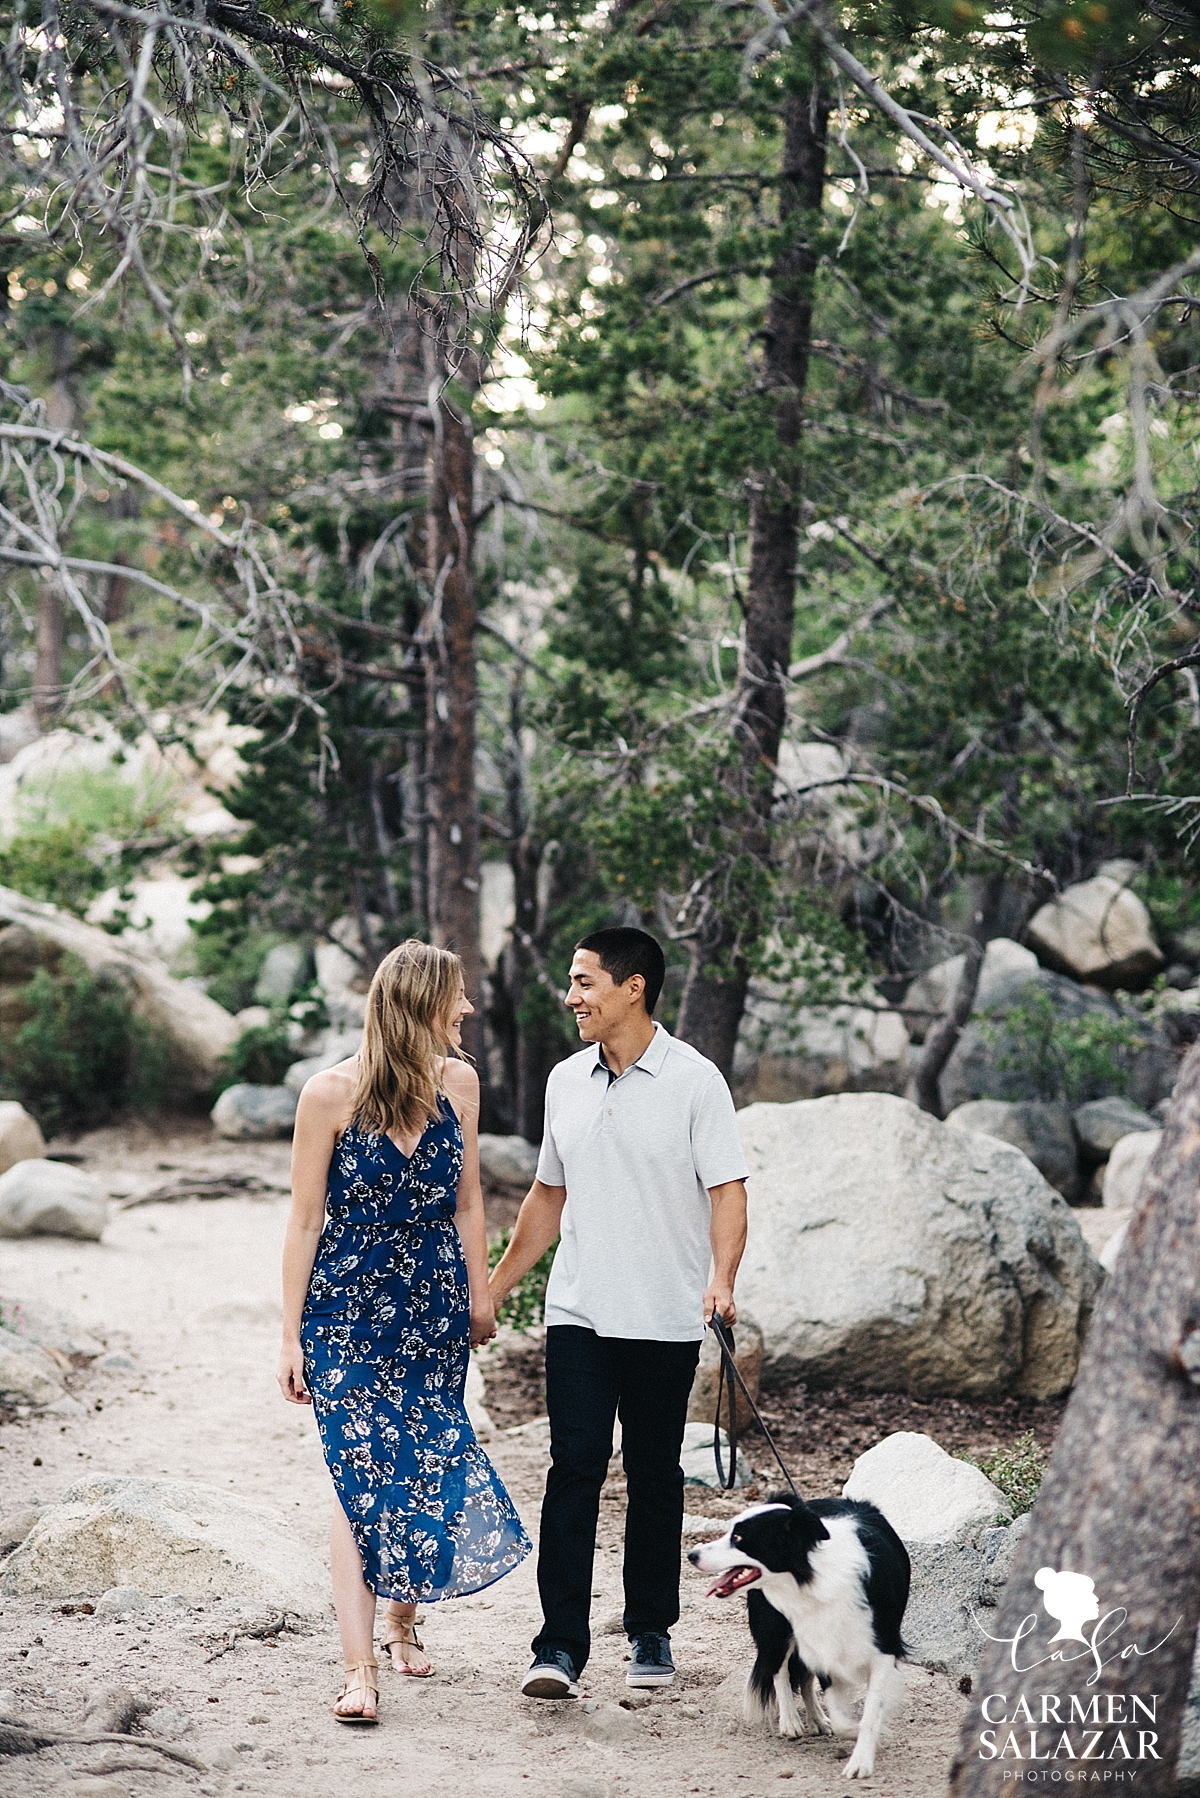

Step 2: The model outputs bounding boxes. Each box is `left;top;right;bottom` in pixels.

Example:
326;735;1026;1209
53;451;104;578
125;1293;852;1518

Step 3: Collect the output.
1099;1218;1129;1271
0;1101;45;1175
253;942;308;1006
905;939;1039;1045
0;1330;66;1406
1178;1640;1200;1783
95;1584;148;1619
1170;926;1200;966
1102;1129;1162;1208
0;1506;46;1552
284;1030;362;1091
0;1295;103;1359
0;1473;330;1613
733;978;911;1105
938;967;1176;1115
844;1432;1010;1543
735;1093;1103;1397
1027;875;1165;989
679;1420;752;1488
0;1159;107;1240
1072;1095;1158;1159
210;1083;298;1141
686;1316;765;1433
143;1705;195;1740
902;1515;1031;1679
478;1133;539;1188
579;1702;644;1744
945;1099;1080;1201
94;1351;137;1372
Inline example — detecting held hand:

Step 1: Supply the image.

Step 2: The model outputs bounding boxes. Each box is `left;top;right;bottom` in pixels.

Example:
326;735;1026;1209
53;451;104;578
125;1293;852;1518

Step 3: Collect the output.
470;1300;498;1349
277;1341;311;1405
703;1283;736;1328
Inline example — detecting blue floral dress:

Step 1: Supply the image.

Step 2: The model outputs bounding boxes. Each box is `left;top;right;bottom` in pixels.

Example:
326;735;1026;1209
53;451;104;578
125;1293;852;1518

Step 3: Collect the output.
302;1102;531;1602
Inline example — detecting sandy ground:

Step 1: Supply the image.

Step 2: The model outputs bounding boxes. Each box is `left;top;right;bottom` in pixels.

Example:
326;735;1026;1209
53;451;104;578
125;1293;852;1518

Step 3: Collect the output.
0;1121;1006;1798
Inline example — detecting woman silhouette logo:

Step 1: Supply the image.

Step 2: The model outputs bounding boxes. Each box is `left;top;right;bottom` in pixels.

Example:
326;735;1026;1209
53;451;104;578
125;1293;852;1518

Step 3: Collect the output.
1034;1567;1101;1644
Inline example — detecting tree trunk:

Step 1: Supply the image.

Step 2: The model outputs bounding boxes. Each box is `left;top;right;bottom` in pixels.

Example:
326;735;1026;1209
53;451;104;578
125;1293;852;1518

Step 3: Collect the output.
675;68;828;1077
948;1039;1200;1797
33;327;78;723
424;362;483;1062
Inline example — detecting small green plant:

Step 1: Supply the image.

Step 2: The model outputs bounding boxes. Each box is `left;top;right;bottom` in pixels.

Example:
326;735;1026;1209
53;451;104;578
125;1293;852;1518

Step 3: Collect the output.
216;1024;296;1092
487;1229;557;1331
0;954;173;1135
188;925;280;1015
981;983;1146;1102
966;1431;1047;1517
0;825;113;916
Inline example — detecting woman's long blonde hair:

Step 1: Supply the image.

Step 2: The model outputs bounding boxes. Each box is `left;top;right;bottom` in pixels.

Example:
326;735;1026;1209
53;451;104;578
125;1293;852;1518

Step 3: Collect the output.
351;939;465;1140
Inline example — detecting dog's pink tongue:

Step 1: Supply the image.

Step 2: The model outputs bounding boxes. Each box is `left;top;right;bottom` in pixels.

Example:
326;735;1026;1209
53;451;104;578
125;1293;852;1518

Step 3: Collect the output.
706;1569;746;1599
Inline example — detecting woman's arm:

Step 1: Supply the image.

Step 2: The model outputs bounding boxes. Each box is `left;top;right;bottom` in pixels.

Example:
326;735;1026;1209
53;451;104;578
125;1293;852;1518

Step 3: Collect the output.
277;1065;352;1404
442;1060;496;1349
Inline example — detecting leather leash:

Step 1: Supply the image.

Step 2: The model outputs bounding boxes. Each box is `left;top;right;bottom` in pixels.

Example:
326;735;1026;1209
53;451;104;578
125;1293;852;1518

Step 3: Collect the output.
709;1314;801;1499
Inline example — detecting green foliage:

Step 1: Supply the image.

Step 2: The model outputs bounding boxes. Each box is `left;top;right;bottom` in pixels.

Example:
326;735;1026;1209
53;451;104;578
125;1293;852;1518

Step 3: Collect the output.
0;827;110;916
0;956;173;1135
982;984;1147;1103
216;1025;296;1092
487;1229;558;1332
966;1432;1047;1518
188;926;279;1016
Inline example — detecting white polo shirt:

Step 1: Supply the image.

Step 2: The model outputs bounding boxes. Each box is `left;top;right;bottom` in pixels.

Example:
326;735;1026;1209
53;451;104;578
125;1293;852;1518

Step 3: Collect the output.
535;1022;749;1342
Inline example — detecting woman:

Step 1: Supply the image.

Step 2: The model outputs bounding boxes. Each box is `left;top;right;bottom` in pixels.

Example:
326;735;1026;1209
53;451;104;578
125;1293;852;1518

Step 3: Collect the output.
276;940;531;1723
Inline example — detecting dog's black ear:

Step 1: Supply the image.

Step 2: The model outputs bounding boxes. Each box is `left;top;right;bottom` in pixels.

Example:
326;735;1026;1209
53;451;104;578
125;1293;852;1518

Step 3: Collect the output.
784;1500;830;1552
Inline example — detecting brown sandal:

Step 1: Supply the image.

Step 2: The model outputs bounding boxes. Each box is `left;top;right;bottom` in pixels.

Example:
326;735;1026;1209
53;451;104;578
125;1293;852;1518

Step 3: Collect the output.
335;1657;379;1723
382;1611;434;1677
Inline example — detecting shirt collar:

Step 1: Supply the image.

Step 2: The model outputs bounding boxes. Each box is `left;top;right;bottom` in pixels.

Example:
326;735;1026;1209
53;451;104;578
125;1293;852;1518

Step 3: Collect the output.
592;1021;671;1080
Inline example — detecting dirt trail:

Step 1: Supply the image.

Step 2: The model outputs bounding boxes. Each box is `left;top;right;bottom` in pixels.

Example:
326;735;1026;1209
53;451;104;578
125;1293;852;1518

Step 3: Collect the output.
0;1121;967;1798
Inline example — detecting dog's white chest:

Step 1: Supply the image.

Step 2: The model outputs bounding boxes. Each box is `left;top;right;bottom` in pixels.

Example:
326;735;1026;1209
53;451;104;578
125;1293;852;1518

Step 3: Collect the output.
760;1520;877;1681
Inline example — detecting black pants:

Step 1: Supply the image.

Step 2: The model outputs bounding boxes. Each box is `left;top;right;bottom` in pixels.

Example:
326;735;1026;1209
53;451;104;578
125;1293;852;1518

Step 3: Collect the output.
532;1325;702;1673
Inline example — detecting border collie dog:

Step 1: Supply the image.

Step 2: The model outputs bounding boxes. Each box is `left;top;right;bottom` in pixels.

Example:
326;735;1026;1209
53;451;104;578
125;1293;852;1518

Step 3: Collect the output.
688;1493;910;1780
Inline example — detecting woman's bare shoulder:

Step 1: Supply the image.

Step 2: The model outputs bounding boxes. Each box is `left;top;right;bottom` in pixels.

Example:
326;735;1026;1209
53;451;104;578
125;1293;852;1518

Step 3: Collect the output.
440;1057;479;1098
296;1058;359;1122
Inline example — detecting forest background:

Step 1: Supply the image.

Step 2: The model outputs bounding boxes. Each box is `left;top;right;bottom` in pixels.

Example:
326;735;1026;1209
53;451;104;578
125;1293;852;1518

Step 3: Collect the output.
2;0;1200;1139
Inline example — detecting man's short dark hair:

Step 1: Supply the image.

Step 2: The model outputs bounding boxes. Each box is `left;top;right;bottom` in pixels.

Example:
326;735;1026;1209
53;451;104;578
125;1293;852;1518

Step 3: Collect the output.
575;926;666;1016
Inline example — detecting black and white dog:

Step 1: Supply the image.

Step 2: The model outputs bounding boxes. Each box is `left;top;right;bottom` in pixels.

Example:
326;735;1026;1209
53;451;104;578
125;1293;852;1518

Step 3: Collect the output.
688;1493;910;1780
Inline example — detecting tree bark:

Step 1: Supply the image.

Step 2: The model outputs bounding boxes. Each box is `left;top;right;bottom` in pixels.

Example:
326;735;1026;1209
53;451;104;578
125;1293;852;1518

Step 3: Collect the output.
675;68;828;1078
948;1040;1200;1797
33;327;78;723
914;935;984;1116
423;361;483;1063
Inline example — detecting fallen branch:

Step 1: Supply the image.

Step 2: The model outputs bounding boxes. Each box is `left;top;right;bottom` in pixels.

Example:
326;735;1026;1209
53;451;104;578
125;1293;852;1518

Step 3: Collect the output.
0;1724;204;1770
117;1173;290;1209
205;1607;301;1661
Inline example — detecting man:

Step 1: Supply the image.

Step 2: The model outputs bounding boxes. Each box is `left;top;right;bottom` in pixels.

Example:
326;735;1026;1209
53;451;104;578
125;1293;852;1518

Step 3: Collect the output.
488;925;749;1698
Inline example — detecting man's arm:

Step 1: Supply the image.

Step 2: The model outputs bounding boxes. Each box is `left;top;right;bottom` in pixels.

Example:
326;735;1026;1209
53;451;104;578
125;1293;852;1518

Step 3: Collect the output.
488;1179;567;1310
703;1179;748;1326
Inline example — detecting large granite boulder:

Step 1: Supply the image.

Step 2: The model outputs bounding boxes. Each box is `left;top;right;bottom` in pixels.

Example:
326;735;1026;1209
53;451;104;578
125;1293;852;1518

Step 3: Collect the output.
283;1029;362;1091
478;1134;539;1189
1072;1094;1158;1160
735;1094;1103;1397
211;1083;298;1141
253;942;309;1005
1102;1129;1162;1208
733;979;910;1106
905;939;1039;1044
0;1473;329;1614
945;1099;1080;1201
0;1160;107;1240
0;888;239;1092
686;1316;765;1433
938;965;1176;1116
0;1101;45;1175
1027;875;1164;990
843;1431;1011;1543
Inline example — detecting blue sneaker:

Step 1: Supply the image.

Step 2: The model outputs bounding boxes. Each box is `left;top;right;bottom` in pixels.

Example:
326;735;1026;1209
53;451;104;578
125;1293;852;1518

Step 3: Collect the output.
627;1631;675;1687
521;1647;580;1699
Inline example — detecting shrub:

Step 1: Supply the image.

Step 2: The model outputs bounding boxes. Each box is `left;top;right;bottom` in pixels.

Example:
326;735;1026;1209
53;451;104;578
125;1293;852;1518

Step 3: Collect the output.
216;1024;296;1092
981;983;1147;1103
0;825;113;916
487;1229;557;1331
0;954;172;1135
967;1431;1047;1517
189;925;279;1015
